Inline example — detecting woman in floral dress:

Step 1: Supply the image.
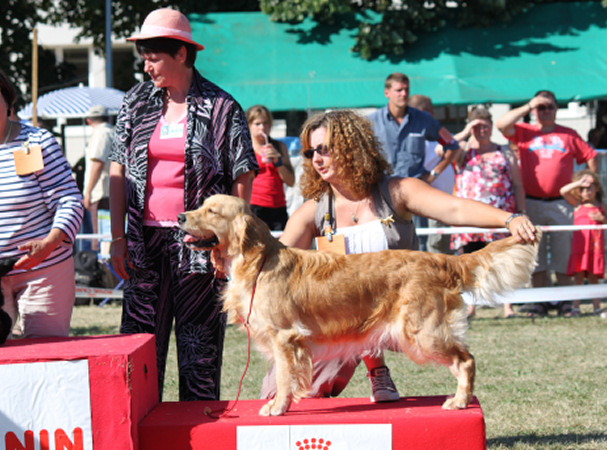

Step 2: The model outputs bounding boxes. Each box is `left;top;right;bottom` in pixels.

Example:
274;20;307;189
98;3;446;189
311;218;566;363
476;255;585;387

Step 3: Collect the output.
452;105;526;318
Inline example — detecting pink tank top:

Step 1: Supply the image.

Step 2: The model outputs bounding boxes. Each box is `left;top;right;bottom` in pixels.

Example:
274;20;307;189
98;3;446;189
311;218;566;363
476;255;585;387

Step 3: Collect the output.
143;115;186;226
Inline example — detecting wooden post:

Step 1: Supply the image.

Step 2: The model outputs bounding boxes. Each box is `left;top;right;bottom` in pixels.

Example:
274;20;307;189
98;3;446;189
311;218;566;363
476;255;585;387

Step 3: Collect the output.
32;27;38;127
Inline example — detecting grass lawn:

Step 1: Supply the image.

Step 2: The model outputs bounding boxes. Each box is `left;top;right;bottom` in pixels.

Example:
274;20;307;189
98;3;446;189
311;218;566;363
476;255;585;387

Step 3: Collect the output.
71;301;607;449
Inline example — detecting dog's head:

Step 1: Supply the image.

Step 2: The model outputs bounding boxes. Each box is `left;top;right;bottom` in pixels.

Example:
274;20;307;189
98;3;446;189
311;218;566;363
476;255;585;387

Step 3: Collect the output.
178;194;249;251
178;194;277;260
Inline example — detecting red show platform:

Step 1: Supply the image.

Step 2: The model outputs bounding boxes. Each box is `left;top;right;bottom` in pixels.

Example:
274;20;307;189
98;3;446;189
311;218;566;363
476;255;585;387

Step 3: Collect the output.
139;395;486;449
0;334;158;450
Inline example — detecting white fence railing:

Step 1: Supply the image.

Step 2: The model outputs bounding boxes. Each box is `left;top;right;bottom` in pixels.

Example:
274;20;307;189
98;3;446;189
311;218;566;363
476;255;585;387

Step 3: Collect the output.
75;224;607;303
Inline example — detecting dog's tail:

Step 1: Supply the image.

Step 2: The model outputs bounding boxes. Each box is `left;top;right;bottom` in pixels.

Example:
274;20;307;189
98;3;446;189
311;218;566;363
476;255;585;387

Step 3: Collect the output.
458;227;541;305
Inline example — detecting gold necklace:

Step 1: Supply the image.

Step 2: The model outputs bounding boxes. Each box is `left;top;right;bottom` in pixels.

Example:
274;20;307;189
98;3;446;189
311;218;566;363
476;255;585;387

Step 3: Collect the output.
2;121;12;145
350;201;361;223
348;197;368;224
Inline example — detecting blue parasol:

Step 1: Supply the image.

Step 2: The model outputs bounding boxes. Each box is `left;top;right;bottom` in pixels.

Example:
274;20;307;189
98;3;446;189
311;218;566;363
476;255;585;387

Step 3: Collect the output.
18;85;125;119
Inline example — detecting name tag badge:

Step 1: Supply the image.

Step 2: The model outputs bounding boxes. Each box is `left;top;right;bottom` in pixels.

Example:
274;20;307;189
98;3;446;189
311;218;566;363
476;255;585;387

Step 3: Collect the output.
160;123;185;139
14;144;44;175
315;234;346;255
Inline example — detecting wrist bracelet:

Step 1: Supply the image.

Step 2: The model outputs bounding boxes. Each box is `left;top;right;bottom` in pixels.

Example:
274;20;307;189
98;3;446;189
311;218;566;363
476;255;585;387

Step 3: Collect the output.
111;236;126;244
430;169;438;177
272;157;283;167
505;213;523;228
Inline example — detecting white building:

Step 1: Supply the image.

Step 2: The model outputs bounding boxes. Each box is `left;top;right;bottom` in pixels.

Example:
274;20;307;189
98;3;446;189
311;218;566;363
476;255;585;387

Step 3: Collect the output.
31;24;136;166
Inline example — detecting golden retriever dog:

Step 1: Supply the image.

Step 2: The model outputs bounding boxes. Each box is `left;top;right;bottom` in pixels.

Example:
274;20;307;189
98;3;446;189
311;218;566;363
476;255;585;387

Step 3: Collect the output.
178;194;540;416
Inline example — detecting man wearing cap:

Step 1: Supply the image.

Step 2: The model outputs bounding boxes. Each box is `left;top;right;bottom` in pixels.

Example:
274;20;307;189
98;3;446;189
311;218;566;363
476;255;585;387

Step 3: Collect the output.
109;8;258;402
83;105;112;252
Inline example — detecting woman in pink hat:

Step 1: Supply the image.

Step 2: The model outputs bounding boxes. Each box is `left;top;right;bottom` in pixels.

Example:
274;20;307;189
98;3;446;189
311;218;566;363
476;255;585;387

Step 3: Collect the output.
109;8;258;402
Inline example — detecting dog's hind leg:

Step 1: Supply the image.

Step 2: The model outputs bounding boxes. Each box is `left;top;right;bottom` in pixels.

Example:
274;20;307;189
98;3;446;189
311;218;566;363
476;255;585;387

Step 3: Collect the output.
259;330;313;416
442;347;475;410
401;303;475;410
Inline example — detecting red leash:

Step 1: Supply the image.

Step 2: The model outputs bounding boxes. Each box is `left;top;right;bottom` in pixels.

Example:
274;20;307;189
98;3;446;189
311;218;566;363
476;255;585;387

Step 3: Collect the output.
204;256;267;418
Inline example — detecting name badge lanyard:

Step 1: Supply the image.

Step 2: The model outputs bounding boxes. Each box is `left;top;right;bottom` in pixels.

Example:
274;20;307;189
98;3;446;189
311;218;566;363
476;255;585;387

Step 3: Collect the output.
323;192;337;242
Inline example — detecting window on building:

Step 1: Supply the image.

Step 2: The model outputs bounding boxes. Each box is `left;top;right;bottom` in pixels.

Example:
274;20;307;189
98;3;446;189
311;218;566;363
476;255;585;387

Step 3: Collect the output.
113;48;138;92
63;48;89;86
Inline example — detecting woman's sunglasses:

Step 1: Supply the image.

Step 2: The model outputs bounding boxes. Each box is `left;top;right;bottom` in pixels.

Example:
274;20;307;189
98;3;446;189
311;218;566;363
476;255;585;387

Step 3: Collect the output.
302;144;330;159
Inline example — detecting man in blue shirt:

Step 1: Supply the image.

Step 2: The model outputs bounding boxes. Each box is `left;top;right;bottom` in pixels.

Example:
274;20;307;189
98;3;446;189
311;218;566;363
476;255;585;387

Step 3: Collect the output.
368;73;459;250
368;72;459;182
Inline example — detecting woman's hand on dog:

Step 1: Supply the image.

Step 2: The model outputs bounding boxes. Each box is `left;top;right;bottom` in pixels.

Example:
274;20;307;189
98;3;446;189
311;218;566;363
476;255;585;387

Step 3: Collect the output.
506;214;537;244
210;249;228;280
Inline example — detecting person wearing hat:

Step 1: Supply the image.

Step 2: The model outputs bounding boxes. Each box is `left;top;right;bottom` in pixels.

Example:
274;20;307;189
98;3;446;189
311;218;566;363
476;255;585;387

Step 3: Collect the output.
109;8;258;402
83;105;112;252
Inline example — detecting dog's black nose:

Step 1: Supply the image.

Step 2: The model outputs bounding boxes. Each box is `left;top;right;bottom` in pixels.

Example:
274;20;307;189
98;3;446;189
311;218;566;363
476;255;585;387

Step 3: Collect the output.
177;213;186;224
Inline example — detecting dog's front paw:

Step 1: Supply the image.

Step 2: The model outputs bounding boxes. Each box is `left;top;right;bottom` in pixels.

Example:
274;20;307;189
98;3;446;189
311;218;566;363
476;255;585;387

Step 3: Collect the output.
259;403;273;416
259;398;291;416
442;395;468;410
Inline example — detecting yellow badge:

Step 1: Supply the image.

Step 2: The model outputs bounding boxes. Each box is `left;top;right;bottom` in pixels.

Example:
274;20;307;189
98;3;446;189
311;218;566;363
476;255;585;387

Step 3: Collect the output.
315;234;346;255
14;144;44;175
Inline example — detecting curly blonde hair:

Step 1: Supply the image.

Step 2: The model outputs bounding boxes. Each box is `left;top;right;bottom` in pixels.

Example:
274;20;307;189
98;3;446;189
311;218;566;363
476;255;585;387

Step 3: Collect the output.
299;110;392;201
571;169;604;203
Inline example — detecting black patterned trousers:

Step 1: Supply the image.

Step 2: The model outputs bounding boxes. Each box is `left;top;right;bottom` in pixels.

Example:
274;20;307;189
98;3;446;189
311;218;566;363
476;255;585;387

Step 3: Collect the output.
120;226;226;401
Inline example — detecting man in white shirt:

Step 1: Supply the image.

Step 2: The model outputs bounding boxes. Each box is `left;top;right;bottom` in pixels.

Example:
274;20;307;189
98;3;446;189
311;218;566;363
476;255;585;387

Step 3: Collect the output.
83;105;113;251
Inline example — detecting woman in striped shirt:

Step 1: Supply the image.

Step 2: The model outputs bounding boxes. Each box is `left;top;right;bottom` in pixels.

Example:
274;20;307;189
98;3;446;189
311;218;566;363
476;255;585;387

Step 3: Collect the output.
0;69;84;340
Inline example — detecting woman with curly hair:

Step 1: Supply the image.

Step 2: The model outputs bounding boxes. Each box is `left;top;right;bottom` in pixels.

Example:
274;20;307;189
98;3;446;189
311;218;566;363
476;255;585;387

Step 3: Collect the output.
261;109;537;403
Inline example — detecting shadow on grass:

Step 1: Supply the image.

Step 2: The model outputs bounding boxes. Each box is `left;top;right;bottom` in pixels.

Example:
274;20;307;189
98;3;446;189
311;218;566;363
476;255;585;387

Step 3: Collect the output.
488;432;607;448
70;326;119;336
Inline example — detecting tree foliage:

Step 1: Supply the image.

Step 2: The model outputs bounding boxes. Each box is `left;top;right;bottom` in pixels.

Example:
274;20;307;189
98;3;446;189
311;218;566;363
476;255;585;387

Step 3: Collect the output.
259;0;605;60
3;0;605;97
1;0;47;98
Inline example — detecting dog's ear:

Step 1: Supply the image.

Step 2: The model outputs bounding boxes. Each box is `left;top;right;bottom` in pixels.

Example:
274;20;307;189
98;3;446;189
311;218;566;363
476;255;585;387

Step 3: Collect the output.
229;212;271;256
228;212;250;256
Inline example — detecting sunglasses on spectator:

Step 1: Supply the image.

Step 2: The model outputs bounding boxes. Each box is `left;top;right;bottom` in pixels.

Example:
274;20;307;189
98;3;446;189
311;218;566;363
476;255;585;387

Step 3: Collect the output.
537;104;556;112
303;144;331;159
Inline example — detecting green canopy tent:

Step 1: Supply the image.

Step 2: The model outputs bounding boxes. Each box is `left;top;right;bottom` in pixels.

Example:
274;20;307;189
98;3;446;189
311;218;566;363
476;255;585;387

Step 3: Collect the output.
191;1;607;110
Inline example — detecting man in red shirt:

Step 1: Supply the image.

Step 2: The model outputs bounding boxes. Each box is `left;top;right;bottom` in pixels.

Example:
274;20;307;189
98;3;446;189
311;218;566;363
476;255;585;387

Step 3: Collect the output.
497;90;598;315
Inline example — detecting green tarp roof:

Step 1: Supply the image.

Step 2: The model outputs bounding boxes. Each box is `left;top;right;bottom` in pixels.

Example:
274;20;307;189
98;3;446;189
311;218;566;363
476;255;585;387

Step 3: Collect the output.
191;2;607;110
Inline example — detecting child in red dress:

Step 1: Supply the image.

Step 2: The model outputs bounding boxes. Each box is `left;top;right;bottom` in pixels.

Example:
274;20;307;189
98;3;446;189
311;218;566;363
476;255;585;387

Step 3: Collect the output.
560;169;606;316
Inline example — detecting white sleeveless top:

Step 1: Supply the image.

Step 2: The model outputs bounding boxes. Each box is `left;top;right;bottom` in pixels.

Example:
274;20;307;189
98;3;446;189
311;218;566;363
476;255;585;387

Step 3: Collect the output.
335;220;389;254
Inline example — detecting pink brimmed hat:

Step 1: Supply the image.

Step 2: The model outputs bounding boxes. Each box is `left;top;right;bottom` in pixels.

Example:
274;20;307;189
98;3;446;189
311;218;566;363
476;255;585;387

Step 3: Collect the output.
127;8;204;51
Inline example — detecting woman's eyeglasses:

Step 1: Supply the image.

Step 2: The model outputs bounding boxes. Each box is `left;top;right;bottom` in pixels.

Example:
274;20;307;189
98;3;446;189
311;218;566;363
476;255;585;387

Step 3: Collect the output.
302;145;330;159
